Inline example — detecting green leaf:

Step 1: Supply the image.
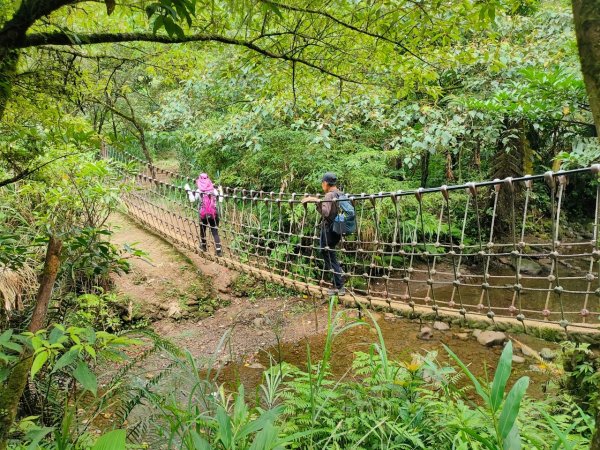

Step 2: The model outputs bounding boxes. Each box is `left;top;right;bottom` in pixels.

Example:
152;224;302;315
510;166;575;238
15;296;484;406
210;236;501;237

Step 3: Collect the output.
190;430;213;450
73;361;98;396
25;426;54;450
498;376;529;441
49;326;64;345
91;429;126;450
153;15;164;35
503;423;522;450
238;406;284;441
215;406;232;447
1;340;22;352
52;349;78;373
491;340;513;412
0;329;13;344
31;351;49;379
163;16;184;38
249;421;278;450
458;427;497;450
263;2;283;20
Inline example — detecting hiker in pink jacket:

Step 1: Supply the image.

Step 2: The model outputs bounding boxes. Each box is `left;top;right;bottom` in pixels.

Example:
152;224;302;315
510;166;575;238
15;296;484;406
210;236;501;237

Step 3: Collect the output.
196;173;222;256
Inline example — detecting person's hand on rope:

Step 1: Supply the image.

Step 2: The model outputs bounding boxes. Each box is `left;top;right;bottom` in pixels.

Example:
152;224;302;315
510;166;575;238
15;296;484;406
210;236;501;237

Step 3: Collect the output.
301;196;319;204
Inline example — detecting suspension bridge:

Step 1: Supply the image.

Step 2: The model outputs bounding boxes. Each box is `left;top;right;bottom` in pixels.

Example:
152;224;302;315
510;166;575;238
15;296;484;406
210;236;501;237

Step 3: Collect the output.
106;147;600;342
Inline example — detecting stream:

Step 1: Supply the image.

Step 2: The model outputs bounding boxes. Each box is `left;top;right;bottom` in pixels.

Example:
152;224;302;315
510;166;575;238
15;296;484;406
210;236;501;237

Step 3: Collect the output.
219;313;559;400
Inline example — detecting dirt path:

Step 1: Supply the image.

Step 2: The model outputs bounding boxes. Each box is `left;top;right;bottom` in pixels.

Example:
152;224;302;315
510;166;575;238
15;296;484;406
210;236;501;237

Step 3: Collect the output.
109;213;329;366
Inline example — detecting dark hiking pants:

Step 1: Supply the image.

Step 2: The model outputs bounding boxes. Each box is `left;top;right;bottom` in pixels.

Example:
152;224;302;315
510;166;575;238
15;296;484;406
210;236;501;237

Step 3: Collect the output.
320;226;344;289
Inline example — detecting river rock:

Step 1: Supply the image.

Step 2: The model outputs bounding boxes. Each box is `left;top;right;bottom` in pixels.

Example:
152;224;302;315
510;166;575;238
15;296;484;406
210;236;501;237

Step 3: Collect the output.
167;304;182;320
515;341;538;358
384;312;397;322
512;355;525;364
539;348;557;361
519;258;543;275
500;256;544;275
418;327;433;341
453;332;469;341
433;321;450;331
477;331;507;347
472;329;482;338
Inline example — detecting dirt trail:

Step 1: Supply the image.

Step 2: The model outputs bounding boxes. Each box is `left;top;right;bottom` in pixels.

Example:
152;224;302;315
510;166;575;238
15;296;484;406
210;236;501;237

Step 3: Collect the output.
109;213;329;365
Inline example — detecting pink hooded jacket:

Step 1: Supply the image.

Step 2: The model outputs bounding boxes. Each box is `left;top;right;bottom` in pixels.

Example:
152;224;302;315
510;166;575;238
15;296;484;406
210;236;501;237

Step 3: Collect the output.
196;173;214;193
196;173;218;218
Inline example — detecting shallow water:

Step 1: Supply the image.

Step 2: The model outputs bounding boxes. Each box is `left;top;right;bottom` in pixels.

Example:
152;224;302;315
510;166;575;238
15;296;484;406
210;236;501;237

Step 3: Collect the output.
219;313;558;400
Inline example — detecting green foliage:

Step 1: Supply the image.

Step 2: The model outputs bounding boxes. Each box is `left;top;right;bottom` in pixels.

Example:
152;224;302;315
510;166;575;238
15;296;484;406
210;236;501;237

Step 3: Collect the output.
559;342;600;415
3;325;142;449
446;341;530;449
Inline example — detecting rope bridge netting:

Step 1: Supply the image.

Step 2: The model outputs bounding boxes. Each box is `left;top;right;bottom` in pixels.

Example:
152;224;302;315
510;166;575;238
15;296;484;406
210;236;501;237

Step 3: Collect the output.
105;147;600;339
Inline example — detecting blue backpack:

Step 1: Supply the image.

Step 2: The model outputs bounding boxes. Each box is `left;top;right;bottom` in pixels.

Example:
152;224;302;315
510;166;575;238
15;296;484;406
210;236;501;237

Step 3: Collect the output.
332;193;356;236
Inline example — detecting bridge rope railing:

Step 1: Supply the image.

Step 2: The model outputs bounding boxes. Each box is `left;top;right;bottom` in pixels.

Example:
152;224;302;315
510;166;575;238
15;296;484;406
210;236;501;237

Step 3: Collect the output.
105;146;600;339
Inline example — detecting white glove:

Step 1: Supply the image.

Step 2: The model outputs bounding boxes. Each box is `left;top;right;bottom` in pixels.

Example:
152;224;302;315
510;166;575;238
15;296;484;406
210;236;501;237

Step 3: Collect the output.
184;184;196;202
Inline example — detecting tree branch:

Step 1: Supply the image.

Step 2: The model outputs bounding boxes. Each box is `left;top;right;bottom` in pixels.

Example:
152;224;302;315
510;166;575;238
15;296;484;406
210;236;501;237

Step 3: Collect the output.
257;0;439;69
20;32;368;84
0;152;82;188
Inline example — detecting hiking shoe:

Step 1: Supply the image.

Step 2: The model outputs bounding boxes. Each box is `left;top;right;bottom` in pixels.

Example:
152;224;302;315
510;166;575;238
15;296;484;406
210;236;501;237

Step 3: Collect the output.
216;247;223;257
200;243;207;252
327;288;346;297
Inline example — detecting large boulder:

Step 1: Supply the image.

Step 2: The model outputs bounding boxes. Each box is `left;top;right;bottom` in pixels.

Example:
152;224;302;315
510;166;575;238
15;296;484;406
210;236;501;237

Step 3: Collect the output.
519;258;543;275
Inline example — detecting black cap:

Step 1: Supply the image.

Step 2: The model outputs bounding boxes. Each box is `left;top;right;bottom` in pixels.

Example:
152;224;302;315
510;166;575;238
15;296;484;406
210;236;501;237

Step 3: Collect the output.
322;172;337;185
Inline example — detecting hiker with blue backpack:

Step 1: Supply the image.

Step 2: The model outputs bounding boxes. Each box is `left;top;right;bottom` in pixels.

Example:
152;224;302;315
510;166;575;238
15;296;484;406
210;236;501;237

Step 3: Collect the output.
185;173;223;257
302;172;356;296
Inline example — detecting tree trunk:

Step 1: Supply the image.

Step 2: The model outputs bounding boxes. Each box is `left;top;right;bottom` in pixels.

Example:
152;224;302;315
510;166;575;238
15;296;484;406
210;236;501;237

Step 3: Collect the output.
573;0;600;137
0;236;62;450
592;415;600;450
491;117;525;236
27;236;63;332
574;4;600;440
0;47;19;121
